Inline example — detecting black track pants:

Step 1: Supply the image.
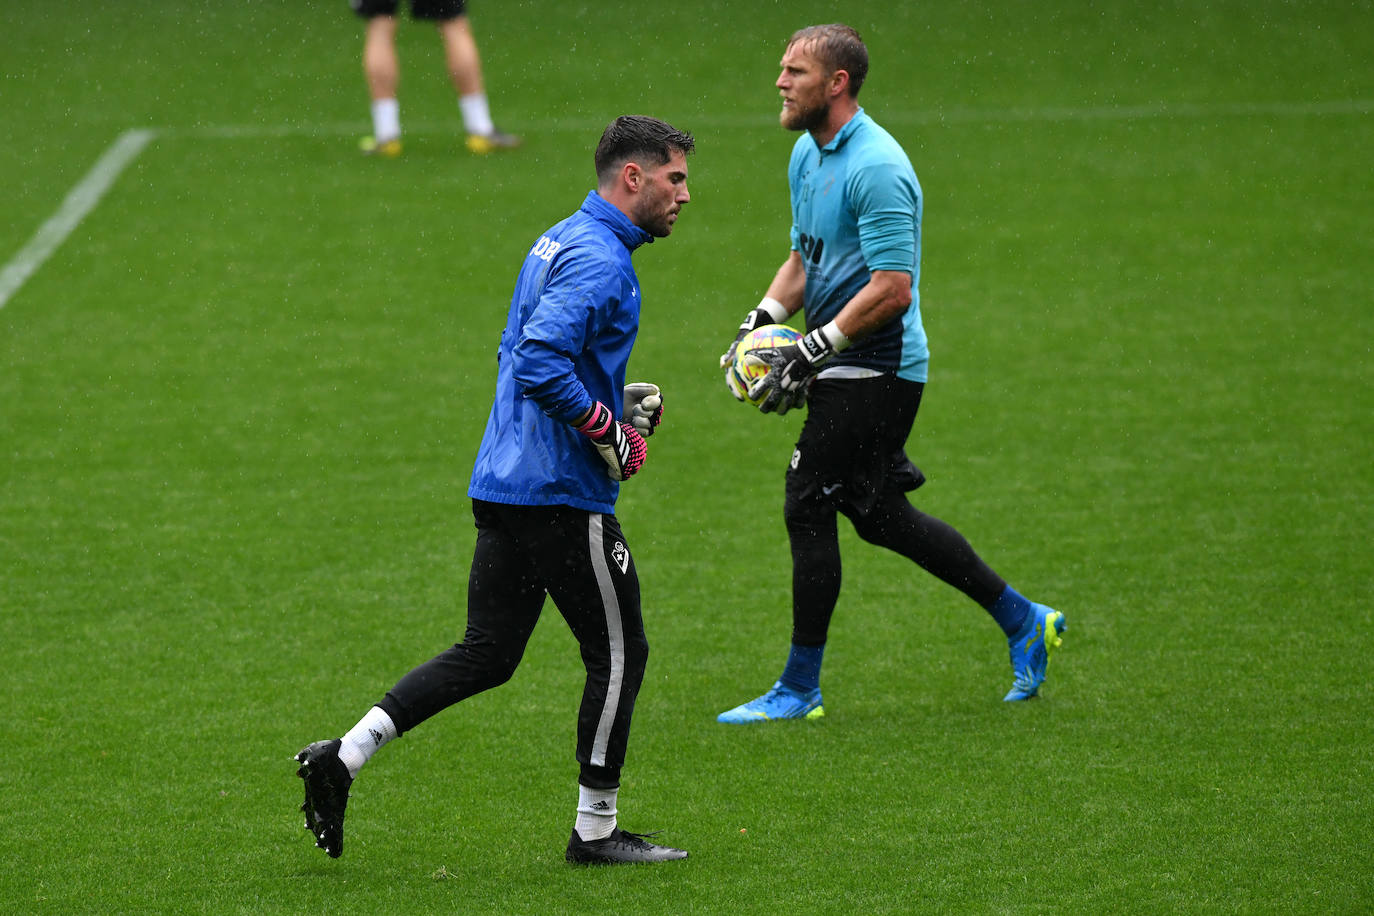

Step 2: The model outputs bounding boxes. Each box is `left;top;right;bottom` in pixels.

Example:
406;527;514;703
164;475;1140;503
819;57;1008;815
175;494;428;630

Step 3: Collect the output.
784;377;1005;646
379;499;647;789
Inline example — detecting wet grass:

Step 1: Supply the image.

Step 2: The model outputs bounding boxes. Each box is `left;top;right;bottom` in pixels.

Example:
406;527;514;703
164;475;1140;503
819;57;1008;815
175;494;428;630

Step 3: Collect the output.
3;0;1372;911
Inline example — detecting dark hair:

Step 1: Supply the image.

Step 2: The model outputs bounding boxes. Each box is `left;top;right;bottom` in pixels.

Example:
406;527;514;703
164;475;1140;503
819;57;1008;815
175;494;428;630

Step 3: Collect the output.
788;23;869;97
594;116;695;184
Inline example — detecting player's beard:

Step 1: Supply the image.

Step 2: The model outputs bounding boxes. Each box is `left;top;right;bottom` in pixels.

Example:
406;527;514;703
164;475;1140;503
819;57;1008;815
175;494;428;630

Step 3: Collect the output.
643;212;676;238
634;197;679;238
781;97;829;133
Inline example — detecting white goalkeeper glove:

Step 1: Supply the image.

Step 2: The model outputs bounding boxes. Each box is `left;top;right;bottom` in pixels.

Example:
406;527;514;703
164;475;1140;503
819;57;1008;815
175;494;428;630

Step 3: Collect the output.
621;382;664;437
746;320;850;414
575;400;647;481
720;297;791;400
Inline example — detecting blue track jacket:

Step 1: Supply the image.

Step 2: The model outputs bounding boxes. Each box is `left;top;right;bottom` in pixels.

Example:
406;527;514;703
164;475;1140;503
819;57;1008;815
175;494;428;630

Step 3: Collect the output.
468;191;652;514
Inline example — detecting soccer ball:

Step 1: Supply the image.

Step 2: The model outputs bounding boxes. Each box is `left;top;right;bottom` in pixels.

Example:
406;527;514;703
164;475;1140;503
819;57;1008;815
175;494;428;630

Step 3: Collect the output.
728;324;803;404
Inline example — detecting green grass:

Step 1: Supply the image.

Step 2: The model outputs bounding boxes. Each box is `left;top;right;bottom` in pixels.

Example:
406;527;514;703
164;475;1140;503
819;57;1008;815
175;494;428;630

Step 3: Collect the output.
3;0;1372;912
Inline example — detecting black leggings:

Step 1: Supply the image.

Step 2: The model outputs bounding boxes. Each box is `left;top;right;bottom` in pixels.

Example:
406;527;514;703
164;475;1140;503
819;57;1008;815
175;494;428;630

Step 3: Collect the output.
379;500;647;789
784;376;1005;646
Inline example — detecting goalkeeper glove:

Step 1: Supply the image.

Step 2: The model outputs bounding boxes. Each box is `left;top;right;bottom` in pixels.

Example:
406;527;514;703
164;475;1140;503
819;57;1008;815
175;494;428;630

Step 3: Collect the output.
746;320;850;414
720;297;791;400
621;382;664;437
575;400;647;481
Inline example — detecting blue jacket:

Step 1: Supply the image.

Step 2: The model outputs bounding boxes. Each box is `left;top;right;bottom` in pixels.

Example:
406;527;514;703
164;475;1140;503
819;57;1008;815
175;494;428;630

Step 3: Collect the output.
468;191;652;513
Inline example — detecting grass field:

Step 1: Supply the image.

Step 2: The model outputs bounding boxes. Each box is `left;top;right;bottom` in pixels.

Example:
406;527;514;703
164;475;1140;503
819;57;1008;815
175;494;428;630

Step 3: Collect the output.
4;0;1372;912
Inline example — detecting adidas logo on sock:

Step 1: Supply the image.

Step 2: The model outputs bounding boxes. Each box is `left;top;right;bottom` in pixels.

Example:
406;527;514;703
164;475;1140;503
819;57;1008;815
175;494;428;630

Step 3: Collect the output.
590;800;611;811
369;728;384;746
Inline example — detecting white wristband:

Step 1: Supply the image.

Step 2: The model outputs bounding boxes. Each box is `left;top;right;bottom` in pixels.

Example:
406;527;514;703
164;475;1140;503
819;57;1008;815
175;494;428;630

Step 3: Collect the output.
757;296;790;324
820;319;851;352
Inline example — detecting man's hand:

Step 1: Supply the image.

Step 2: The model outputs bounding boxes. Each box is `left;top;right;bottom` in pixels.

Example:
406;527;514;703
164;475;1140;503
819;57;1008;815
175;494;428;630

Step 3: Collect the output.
575;401;647;480
720;297;791;400
719;308;768;370
742;346;813;414
746;322;847;414
621;382;663;436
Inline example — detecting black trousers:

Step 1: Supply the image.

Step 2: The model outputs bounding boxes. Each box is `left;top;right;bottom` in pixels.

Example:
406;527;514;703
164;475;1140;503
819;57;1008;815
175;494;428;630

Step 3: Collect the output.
378;499;648;789
783;376;1006;646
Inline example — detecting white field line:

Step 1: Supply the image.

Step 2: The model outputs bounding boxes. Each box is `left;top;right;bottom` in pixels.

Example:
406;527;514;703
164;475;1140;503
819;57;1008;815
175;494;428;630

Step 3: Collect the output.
0;129;158;310
2;99;1367;309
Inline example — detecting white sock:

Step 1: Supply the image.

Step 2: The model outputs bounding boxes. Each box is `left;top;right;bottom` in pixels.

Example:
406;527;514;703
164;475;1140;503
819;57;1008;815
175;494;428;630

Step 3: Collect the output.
574;784;618;841
371;98;401;143
338;706;397;779
459;92;494;137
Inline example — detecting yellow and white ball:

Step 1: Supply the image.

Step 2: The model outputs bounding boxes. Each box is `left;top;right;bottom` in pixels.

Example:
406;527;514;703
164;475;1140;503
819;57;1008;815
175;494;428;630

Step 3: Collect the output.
729;324;804;405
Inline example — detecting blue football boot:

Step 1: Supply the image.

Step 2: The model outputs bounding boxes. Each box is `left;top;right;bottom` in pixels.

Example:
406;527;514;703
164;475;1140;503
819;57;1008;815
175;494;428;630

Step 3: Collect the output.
1004;605;1066;701
717;681;824;723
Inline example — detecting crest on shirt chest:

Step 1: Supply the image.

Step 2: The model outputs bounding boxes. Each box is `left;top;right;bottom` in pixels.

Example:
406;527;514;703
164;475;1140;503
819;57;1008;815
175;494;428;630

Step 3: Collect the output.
798;166;837;206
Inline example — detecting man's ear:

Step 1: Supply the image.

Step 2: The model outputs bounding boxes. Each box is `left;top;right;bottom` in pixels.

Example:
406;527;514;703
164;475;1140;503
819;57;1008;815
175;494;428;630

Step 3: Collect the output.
830;68;850;99
622;161;642;193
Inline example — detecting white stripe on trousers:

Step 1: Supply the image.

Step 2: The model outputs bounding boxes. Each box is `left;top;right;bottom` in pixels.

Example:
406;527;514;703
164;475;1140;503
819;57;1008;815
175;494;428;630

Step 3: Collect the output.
587;513;626;768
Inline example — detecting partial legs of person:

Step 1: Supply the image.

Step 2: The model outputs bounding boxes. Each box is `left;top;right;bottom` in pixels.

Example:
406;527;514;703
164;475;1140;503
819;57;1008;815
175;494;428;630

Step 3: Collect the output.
436;15;521;153
296;500;543;856
847;491;1066;701
296;501;684;863
359;14;403;156
516;506;683;863
716;376;1065;723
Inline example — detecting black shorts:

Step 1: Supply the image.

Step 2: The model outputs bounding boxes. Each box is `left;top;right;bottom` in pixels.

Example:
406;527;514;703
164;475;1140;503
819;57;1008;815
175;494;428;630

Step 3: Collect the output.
350;0;468;20
785;374;926;518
